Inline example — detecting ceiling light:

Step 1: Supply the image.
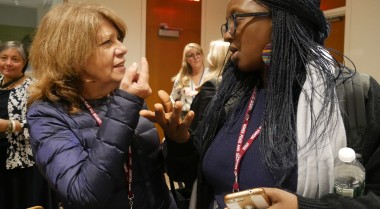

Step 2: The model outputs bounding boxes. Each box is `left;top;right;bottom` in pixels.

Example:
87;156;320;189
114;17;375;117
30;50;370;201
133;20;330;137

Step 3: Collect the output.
13;0;20;6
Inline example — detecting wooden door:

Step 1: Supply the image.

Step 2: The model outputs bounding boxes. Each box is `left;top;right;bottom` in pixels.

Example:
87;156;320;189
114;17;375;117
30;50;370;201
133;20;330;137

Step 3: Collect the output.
321;0;346;63
146;0;201;139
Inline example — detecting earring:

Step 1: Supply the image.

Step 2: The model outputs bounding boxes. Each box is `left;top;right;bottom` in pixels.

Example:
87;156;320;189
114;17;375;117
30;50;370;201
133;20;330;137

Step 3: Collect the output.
261;43;272;69
262;43;271;86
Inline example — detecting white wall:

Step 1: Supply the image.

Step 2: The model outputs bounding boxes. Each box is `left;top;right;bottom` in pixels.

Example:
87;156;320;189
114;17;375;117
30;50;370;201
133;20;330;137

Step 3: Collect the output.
37;0;64;24
0;5;37;27
72;0;146;67
345;0;380;80
201;0;229;54
66;0;380;81
71;0;228;67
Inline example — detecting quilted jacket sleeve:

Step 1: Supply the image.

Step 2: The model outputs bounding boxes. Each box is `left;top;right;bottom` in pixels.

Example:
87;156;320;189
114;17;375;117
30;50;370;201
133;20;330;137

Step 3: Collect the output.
27;89;143;209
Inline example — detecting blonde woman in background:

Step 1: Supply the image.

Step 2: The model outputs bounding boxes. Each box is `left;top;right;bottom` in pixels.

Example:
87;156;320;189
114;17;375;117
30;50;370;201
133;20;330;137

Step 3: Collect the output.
170;43;209;116
164;40;230;206
187;39;230;209
190;39;230;126
203;39;230;83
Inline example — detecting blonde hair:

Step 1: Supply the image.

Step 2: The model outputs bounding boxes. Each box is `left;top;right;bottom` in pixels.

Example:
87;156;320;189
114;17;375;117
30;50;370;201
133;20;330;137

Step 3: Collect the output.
204;39;230;82
28;2;127;113
171;43;204;88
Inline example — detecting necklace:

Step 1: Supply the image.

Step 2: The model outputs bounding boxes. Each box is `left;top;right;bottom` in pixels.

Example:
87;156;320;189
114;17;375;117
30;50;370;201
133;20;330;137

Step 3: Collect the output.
0;74;25;90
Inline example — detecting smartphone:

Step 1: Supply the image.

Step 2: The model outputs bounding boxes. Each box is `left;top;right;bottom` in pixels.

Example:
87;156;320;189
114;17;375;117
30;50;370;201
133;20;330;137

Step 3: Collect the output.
224;188;271;209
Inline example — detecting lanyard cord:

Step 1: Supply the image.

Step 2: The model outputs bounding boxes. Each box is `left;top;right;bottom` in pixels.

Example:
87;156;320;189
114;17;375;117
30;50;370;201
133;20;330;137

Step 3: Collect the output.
80;96;103;126
233;87;262;192
125;146;134;205
79;95;134;205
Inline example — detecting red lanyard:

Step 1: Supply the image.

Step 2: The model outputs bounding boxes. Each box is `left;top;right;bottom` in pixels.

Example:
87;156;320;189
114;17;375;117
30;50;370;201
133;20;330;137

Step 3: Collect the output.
80;96;103;126
125;146;134;204
80;95;134;203
233;88;262;192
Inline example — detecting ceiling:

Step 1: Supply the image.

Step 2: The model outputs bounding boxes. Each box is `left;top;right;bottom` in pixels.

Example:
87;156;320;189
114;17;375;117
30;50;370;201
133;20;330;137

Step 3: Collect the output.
0;0;48;8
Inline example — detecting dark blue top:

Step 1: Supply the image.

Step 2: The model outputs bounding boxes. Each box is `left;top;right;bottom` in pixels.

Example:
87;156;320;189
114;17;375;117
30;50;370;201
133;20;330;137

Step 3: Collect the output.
0;89;10;140
203;89;295;208
0;89;10;119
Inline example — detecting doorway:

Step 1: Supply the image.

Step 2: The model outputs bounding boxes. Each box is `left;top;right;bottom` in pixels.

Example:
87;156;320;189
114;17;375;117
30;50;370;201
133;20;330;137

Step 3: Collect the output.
146;0;202;139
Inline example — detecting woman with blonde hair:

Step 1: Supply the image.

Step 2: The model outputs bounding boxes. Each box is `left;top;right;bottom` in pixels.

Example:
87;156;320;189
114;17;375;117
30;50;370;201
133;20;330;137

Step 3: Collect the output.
166;40;230;207
204;39;230;82
27;3;176;209
170;43;209;116
189;39;230;130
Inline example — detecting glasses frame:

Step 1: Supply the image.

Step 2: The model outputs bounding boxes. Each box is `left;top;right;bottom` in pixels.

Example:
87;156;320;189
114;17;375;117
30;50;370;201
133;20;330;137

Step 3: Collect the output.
221;12;270;38
186;51;202;59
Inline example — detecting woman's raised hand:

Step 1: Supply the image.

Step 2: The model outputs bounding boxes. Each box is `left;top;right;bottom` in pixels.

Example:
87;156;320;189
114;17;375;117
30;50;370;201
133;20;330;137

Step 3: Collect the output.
120;57;152;99
140;90;194;143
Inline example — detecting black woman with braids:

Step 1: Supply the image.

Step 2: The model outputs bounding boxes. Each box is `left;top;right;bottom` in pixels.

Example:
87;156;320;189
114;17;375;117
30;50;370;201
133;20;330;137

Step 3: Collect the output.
141;0;380;208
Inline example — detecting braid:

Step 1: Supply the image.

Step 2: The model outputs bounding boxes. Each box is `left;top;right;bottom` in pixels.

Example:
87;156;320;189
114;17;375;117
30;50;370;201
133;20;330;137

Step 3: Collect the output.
261;9;300;184
199;61;258;150
258;0;339;185
200;0;345;187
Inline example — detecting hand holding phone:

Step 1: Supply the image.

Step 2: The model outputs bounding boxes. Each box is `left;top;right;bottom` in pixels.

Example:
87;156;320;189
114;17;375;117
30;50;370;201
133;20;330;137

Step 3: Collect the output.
224;188;271;209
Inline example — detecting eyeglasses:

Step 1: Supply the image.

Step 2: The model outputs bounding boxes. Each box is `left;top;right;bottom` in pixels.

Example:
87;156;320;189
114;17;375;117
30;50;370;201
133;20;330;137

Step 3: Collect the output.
221;12;270;38
186;51;202;59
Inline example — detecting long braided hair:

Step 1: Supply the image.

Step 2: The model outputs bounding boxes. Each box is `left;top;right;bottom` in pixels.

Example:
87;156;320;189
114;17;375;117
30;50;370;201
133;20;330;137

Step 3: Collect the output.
200;0;341;186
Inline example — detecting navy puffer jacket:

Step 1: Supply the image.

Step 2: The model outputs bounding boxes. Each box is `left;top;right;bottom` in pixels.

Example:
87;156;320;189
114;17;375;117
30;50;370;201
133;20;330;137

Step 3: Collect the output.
27;89;175;209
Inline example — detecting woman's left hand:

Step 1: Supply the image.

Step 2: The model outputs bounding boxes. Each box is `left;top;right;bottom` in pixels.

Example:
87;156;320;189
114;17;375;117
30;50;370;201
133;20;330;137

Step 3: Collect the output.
224;188;298;209
264;187;298;209
120;57;152;99
140;90;194;143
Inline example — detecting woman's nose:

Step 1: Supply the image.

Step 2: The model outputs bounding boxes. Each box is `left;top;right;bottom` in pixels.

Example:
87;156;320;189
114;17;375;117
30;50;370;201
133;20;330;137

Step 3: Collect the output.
115;42;127;56
5;58;13;65
223;32;233;42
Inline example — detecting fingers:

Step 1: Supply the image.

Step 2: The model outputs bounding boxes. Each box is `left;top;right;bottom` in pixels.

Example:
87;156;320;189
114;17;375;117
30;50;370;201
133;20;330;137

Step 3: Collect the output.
169;101;183;125
143;91;192;143
263;188;298;209
138;57;149;84
124;62;138;86
120;58;152;99
139;109;156;123
158;90;173;112
154;103;168;127
175;111;194;142
181;110;194;129
135;57;152;98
